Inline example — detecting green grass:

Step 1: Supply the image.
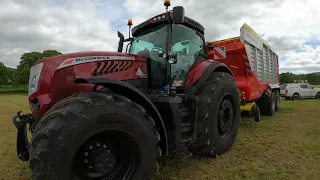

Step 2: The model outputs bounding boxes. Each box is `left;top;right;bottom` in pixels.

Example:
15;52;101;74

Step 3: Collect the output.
0;95;320;180
0;85;28;94
313;84;320;88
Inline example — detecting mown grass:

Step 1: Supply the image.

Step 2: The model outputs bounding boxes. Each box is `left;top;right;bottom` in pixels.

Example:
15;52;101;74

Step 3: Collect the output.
0;95;319;180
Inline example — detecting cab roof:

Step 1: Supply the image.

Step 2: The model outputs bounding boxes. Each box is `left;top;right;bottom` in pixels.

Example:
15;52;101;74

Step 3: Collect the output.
131;11;204;37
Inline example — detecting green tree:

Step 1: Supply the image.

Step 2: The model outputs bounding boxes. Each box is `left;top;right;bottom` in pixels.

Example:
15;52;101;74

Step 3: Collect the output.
280;72;294;83
0;62;8;86
14;50;62;86
42;50;62;58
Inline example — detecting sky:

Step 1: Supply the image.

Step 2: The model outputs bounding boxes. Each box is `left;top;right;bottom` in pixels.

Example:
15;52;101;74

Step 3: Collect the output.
1;0;320;74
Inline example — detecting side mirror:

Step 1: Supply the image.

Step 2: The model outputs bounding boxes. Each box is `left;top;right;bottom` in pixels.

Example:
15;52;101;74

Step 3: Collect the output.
172;6;185;24
117;31;125;52
168;51;177;64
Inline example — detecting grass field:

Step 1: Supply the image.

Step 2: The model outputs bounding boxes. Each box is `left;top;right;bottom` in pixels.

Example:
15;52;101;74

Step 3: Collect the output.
0;94;320;180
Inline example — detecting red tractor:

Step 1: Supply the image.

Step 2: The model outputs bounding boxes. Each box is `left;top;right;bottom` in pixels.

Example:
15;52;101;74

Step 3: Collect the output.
13;2;240;180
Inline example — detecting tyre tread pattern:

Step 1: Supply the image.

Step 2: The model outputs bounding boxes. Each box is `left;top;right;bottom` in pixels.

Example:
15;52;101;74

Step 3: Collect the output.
29;92;161;180
191;72;239;157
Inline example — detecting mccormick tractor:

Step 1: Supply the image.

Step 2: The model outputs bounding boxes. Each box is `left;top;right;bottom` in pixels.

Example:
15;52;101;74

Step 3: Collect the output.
12;2;241;180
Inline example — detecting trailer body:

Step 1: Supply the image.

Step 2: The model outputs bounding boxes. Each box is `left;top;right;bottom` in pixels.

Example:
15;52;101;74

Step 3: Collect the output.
208;24;280;102
207;24;280;117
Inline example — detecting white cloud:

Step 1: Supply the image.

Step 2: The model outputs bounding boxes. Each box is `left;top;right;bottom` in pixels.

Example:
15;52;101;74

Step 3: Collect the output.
1;0;320;74
279;45;320;74
0;0;119;67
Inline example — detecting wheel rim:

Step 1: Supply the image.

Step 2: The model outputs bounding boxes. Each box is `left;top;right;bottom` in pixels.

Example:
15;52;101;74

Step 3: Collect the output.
218;95;235;139
294;94;298;100
74;130;141;180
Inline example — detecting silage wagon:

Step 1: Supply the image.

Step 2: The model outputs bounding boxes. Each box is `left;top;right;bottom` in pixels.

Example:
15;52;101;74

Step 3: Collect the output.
207;24;280;121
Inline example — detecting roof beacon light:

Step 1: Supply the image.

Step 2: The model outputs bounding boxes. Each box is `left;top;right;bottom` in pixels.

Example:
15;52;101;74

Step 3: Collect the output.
127;19;133;26
164;0;170;12
127;19;133;38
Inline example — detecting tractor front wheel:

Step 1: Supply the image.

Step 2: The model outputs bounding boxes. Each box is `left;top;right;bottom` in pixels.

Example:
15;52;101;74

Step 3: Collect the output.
29;92;161;180
190;72;241;157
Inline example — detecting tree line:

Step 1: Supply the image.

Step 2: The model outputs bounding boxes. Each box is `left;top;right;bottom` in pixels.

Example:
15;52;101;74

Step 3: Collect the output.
0;50;62;87
280;72;320;85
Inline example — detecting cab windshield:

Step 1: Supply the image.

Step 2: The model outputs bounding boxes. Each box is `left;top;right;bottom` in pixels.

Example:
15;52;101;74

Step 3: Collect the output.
129;23;168;65
129;22;205;88
130;23;169;88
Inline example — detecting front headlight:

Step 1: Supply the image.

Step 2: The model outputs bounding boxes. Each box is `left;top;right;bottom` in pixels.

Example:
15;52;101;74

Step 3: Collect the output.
28;63;44;96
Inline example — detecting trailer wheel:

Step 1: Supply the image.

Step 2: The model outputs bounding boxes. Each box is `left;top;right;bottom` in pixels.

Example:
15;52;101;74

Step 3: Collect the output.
275;91;280;111
190;72;241;157
29;92;161;180
257;91;276;116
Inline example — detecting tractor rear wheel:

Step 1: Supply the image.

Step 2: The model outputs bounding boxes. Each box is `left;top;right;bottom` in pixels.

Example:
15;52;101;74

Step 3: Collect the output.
29;92;161;180
190;72;241;157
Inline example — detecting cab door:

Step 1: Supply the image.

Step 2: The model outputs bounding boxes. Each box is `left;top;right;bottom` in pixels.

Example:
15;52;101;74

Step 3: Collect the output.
170;24;205;88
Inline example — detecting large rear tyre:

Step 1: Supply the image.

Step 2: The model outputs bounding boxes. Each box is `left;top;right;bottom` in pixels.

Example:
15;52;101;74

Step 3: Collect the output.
257;91;276;116
29;92;161;180
190;72;241;157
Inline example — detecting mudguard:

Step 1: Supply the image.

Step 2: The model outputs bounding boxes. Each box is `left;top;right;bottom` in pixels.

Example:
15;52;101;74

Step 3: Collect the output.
75;77;169;155
264;84;280;96
268;84;280;89
185;61;234;94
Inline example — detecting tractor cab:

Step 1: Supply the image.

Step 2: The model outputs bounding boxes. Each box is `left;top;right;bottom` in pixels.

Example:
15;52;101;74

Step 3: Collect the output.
117;3;207;93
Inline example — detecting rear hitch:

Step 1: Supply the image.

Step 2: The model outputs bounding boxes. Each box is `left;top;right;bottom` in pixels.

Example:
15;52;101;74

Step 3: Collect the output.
12;111;34;161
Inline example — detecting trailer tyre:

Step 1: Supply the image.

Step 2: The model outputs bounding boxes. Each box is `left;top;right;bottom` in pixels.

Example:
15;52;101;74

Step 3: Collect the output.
257;91;276;116
275;91;280;111
190;72;241;157
29;92;161;180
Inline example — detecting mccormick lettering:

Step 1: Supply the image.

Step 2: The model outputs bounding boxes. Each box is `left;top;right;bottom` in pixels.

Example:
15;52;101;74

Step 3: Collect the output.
75;56;110;62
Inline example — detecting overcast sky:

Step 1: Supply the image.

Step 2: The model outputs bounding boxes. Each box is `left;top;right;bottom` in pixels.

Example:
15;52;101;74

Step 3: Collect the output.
1;0;320;74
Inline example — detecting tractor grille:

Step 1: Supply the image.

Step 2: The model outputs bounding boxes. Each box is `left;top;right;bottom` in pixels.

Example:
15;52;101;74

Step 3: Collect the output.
92;61;132;76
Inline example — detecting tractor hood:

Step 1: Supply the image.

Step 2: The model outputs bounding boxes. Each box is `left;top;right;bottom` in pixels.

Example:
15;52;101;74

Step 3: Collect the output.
31;51;148;90
35;51;143;69
28;51;148;115
32;51;148;84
